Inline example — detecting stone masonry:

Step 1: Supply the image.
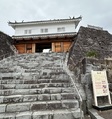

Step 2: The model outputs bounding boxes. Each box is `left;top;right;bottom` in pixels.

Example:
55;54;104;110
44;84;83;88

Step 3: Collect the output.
68;26;112;70
0;31;14;59
68;26;112;115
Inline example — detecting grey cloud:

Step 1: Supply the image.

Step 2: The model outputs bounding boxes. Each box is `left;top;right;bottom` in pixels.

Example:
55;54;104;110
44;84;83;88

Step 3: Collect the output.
0;0;112;35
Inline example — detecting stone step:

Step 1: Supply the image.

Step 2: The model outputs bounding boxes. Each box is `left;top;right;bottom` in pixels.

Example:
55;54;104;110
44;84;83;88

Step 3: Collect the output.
0;68;14;73
0;93;76;104
0;83;72;89
0;108;82;119
0;100;79;113
0;87;74;96
0;78;70;84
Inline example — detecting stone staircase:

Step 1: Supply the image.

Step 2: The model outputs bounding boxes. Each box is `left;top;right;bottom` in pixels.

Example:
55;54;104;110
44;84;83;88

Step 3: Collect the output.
0;53;83;119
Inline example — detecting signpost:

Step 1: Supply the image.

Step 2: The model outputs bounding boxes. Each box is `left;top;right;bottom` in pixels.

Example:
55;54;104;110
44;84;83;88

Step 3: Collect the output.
91;70;111;106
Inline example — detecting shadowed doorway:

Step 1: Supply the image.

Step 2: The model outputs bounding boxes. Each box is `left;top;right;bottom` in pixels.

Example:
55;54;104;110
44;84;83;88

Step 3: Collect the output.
35;43;52;53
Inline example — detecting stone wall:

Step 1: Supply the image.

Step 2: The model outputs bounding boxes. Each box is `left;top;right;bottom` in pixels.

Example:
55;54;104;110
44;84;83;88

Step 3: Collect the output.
68;57;112;113
68;26;112;70
0;31;14;59
67;26;112;113
82;58;112;107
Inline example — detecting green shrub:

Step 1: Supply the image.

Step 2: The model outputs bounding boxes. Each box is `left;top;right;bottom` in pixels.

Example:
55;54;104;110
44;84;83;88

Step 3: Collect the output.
86;50;98;57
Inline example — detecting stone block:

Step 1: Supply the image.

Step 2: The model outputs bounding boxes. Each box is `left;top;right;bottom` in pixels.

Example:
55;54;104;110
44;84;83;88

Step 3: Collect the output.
39;84;47;88
0;113;16;119
38;94;51;101
62;100;79;109
0;85;3;89
14;89;30;95
3;84;15;89
16;111;32;119
30;84;39;88
24;80;37;84
16;84;30;89
61;88;73;93
15;80;24;84
71;108;83;119
30;102;47;111
53;110;74;119
0;96;4;103
2;89;15;96
33;111;53;119
6;103;30;112
23;95;38;102
47;101;62;110
30;89;42;94
61;93;75;100
41;88;50;94
49;88;62;94
4;79;16;84
51;94;61;100
4;95;23;103
0;104;6;113
38;79;50;83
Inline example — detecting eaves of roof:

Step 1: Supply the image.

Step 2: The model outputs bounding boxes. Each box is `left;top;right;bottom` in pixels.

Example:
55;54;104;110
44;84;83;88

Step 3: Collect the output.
8;17;82;26
12;32;77;40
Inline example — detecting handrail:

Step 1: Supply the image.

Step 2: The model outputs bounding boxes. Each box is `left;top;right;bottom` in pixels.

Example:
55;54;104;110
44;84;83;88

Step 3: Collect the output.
6;40;18;54
63;52;83;119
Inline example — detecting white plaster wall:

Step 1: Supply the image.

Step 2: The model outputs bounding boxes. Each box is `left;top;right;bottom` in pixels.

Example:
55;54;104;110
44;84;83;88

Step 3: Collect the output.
14;22;76;36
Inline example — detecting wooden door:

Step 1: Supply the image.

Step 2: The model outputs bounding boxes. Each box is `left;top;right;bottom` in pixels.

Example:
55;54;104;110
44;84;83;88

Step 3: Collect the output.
26;44;32;53
52;42;72;52
15;44;25;54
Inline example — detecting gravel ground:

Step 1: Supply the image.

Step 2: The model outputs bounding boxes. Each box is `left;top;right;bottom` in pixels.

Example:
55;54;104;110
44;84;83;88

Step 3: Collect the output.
97;109;112;119
84;115;91;119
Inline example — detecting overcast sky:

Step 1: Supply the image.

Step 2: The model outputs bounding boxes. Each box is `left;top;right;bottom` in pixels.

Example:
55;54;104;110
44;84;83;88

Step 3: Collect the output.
0;0;112;36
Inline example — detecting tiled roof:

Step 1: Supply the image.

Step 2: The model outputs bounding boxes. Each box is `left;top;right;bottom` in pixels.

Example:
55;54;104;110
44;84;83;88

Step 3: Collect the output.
9;16;82;26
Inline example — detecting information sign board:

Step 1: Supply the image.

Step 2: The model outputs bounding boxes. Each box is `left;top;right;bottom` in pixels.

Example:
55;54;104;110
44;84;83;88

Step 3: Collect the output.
91;70;111;106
